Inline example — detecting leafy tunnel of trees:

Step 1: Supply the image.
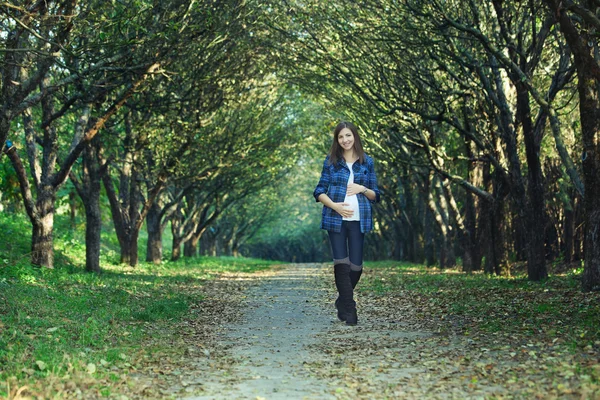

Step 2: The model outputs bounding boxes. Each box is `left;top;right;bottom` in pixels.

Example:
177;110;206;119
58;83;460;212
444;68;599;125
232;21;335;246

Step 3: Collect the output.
2;0;600;291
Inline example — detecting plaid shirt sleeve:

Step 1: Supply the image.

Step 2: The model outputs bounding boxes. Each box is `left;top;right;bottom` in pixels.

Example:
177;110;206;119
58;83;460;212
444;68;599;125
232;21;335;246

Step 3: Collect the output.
314;156;345;232
313;156;331;202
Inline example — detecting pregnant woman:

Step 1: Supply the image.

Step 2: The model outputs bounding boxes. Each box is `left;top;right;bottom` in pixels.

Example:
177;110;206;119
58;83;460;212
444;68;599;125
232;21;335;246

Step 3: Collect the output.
313;121;381;326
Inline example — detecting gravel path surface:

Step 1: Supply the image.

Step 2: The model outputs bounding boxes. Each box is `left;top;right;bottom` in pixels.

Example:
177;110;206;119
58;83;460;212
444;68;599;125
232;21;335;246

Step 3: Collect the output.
184;263;337;399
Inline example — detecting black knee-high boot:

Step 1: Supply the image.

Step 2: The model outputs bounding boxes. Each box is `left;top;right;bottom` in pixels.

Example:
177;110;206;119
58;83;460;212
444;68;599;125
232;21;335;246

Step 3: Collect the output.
350;268;363;289
335;268;363;320
334;264;357;325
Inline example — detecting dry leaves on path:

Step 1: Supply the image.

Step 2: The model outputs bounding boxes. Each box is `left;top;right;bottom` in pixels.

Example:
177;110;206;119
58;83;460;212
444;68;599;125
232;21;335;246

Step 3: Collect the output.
306;263;600;400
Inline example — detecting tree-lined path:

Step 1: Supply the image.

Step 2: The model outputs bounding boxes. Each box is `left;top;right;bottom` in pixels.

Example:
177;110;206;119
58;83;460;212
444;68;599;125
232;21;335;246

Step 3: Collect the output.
3;0;600;398
4;0;600;286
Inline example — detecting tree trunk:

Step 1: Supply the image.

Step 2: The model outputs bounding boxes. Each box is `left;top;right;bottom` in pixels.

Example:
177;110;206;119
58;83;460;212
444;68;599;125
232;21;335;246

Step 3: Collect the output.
102;112;142;268
84;189;102;273
517;82;548;281
393;220;404;260
563;199;574;263
402;179;420;262
184;204;219;259
512;215;527;262
462;212;475;273
101;163;146;268
541;0;600;289
480;161;494;274
3;144;54;268
121;232;139;266
171;213;183;261
524;162;548;280
102;171;130;265
484;202;504;275
484;168;510;276
580;71;600;290
200;233;211;256
444;238;455;268
83;144;102;273
492;198;510;276
428;174;453;269
574;195;584;261
146;202;163;264
184;240;197;258
172;239;182;261
0;114;10;161
424;206;436;267
440;174;472;271
464;146;479;272
224;228;237;257
31;195;55;268
483;207;495;275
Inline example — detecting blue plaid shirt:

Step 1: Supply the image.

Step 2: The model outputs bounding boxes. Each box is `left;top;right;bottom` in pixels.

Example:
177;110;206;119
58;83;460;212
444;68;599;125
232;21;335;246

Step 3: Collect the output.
313;154;381;233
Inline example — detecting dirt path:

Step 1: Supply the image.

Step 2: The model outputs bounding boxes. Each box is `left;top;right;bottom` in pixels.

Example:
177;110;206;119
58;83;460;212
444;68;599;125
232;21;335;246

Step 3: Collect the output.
181;263;440;400
183;263;338;399
178;263;589;399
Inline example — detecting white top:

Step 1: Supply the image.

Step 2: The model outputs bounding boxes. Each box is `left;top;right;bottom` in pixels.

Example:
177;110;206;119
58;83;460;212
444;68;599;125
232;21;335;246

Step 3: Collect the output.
343;161;360;221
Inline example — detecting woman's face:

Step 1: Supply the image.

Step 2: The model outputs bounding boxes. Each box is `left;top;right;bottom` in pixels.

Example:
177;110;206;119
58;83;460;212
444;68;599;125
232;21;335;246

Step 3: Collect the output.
337;128;355;152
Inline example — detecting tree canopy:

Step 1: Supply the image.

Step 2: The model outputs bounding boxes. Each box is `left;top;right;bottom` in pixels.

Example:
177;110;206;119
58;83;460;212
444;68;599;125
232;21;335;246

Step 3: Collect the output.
1;0;600;290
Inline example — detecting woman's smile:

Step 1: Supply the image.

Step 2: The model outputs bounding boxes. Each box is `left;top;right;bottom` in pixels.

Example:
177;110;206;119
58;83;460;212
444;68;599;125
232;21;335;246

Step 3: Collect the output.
338;128;355;151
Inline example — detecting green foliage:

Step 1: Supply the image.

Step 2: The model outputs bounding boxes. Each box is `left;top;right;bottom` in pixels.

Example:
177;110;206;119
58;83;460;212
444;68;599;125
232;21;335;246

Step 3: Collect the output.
163;255;279;273
240;147;331;262
0;155;22;213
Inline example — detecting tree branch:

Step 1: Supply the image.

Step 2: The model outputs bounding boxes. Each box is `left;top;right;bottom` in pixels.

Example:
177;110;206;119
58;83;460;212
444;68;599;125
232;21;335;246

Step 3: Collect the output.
13;53;130;116
22;108;41;189
52;62;161;188
134;137;193;232
3;145;39;223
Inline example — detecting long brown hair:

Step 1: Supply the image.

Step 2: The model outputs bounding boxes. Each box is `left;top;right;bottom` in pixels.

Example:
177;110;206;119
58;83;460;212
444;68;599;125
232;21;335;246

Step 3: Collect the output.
328;121;365;166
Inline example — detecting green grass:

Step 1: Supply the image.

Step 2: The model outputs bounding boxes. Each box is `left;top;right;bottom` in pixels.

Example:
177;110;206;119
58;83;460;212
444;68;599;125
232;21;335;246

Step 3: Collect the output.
0;212;280;398
168;254;278;273
363;260;600;343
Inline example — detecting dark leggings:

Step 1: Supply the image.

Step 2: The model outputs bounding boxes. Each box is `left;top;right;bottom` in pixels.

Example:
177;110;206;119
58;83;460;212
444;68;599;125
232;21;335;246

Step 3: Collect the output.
328;221;365;271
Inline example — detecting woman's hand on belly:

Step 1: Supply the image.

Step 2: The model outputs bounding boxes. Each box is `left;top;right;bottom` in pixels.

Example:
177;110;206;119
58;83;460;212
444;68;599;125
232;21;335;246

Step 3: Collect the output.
346;183;366;196
333;202;354;218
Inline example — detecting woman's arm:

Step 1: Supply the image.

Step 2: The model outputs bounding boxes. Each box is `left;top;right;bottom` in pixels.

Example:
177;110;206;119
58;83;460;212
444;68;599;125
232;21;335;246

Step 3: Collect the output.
347;157;380;203
366;156;381;203
317;193;353;219
346;183;377;201
313;157;353;218
313;158;331;202
362;187;378;202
